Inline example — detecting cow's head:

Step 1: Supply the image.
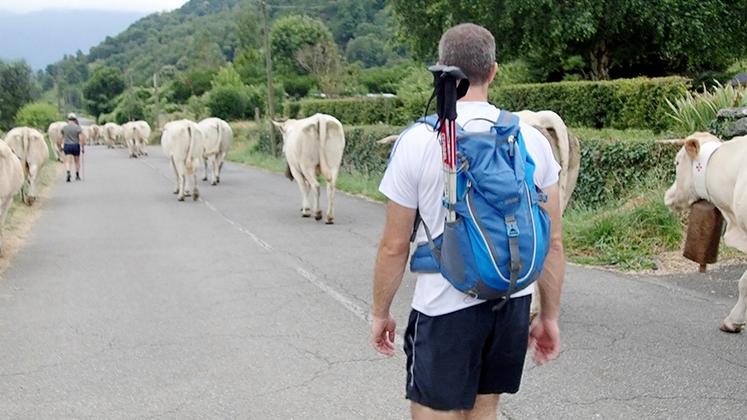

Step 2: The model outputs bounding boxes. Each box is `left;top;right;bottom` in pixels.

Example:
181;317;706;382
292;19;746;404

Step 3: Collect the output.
664;132;721;211
271;119;294;141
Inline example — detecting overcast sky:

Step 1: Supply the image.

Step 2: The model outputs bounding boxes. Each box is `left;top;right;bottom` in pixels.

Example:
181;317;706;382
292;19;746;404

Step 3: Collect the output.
0;0;188;13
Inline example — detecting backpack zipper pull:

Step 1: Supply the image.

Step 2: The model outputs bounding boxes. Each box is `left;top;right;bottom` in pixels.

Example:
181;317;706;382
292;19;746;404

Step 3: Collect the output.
508;135;515;158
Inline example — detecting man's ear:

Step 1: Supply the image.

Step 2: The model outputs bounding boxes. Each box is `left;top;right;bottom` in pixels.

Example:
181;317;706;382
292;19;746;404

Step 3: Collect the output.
685;138;700;160
487;62;498;84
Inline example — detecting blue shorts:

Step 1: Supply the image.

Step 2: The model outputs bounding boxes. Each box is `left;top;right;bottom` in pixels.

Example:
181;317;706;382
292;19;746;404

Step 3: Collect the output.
404;296;531;411
63;144;80;156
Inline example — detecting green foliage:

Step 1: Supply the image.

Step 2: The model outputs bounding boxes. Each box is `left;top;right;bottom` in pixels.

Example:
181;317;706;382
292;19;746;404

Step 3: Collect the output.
168;69;216;103
360;65;411;94
271;15;335;74
207;85;250;121
345;35;391;68
112;86;153;124
82;66;126;118
391;0;747;81
14;102;60;130
0;60;37;130
279;75;316;99
573;134;678;208
494;60;536;86
297;97;410;125
564;185;683;270
665;82;747;135
211;65;244;88
491;77;690;131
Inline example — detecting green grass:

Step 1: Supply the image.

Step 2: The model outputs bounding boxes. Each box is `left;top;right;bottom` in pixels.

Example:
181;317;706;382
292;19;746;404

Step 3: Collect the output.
563;180;683;270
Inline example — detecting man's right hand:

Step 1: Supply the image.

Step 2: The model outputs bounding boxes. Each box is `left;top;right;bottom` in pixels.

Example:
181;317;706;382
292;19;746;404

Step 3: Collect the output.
371;314;397;357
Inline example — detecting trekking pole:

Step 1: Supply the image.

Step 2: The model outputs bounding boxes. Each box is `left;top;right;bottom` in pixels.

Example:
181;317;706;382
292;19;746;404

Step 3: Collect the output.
428;65;469;223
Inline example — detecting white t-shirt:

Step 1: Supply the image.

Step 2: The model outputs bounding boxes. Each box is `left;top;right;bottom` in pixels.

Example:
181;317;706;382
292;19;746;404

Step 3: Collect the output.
379;101;561;316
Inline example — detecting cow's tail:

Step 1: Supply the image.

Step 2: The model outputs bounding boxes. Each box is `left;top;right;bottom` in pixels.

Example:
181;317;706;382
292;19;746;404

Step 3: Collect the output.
186;125;196;172
317;116;332;181
549;112;570;175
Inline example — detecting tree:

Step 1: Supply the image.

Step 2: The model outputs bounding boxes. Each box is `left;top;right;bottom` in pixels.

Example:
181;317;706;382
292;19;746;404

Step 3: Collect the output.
345;35;390;68
270;15;336;74
82;67;126;118
391;0;747;81
0;60;37;130
14;102;60;130
295;43;343;96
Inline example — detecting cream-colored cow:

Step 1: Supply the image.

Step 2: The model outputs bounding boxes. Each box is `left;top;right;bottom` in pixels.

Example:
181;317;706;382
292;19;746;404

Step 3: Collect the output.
161;120;205;201
516;110;580;211
3;127;50;205
665;132;747;333
84;124;102;146
273;113;345;224
47;121;66;162
0;140;24;255
102;122;123;149
198;117;233;185
123;120;151;158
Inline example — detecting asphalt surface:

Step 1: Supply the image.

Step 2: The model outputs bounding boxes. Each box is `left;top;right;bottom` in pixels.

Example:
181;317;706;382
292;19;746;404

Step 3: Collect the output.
0;146;744;419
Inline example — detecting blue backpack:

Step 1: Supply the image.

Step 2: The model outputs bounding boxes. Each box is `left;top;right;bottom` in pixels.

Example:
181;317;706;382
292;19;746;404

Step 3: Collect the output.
406;111;551;301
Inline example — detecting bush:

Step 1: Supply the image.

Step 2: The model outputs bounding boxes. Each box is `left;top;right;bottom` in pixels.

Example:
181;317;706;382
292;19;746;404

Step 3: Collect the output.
297;97;410;125
14;102;59;130
490;77;690;131
665;81;746;135
280;75;316;99
360;66;410;94
573;134;678;208
207;85;250;121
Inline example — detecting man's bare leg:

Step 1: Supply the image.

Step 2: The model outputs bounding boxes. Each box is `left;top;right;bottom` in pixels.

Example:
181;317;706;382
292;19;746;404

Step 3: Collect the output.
411;403;464;420
466;395;500;420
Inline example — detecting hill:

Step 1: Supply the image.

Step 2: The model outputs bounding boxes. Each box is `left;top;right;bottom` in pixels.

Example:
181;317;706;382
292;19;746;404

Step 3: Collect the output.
0;9;147;69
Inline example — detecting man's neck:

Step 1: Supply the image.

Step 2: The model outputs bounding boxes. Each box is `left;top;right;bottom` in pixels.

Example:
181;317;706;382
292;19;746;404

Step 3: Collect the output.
458;84;490;102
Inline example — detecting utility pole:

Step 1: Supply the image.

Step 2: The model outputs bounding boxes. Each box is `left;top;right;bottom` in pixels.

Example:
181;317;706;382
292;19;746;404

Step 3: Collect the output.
261;0;277;157
153;71;159;130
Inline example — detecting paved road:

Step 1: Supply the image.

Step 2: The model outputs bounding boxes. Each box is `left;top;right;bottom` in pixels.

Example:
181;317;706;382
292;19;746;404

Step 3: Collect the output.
0;147;744;419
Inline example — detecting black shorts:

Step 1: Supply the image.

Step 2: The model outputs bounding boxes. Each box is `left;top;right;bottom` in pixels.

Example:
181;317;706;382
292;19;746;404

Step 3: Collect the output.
404;296;531;411
63;144;80;156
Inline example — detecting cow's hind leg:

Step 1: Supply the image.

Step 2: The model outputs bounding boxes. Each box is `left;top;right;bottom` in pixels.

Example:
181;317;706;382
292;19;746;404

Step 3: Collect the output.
325;176;338;224
190;158;200;201
26;163;41;206
301;166;322;221
721;269;747;333
290;166;311;217
209;155;218;186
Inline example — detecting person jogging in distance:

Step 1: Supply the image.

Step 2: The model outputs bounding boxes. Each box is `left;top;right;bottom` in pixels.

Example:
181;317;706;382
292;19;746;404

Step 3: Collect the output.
61;113;85;182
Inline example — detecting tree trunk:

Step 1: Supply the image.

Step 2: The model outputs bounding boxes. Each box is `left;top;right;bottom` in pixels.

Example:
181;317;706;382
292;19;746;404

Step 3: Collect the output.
589;40;611;81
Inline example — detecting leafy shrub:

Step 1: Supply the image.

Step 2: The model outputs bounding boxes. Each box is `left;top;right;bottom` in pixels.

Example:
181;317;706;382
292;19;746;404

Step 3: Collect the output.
574;135;678;208
211;64;243;88
207;86;249;121
360;66;410;94
665;81;746;135
297;97;410;125
494;60;535;86
14;102;59;130
280;75;316;99
491;77;690;131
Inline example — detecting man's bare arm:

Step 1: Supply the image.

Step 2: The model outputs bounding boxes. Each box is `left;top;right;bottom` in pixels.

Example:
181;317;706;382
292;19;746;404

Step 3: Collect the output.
537;183;565;320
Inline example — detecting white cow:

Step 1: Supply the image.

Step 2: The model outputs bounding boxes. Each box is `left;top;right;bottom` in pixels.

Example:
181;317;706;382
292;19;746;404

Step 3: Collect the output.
516;110;580;211
3;127;50;205
83;124;102;146
47;121;66;162
0;140;24;255
123;120;151;158
161;120;205;201
103;122;124;149
198;117;233;185
665;132;747;333
273;113;345;224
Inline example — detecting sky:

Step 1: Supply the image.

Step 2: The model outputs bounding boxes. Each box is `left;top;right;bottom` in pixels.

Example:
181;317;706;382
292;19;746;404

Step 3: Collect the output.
0;0;188;13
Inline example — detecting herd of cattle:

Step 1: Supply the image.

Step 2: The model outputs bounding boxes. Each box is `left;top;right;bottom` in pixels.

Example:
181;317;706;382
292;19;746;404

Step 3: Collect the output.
0;110;745;334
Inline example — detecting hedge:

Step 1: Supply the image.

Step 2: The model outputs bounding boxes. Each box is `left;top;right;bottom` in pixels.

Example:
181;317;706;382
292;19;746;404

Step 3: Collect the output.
574;136;677;207
250;122;678;209
490;77;690;132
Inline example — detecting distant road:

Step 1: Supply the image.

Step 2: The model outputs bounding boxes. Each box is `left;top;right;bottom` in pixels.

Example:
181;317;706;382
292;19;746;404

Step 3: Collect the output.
0;146;744;419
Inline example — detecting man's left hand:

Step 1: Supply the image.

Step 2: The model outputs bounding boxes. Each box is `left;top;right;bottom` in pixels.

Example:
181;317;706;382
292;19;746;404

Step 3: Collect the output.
371;314;397;357
529;316;560;365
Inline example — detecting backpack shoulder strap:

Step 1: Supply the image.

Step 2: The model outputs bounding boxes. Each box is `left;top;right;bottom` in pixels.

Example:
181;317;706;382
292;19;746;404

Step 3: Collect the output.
492;110;520;135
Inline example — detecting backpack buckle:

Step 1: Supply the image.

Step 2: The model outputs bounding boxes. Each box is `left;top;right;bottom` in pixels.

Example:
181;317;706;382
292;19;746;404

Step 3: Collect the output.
505;216;520;238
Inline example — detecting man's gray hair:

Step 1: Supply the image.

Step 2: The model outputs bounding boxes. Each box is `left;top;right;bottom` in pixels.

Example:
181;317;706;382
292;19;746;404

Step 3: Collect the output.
438;23;496;85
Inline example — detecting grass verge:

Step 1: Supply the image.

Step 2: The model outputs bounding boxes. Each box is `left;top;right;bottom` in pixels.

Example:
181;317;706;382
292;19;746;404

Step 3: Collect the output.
1;161;61;276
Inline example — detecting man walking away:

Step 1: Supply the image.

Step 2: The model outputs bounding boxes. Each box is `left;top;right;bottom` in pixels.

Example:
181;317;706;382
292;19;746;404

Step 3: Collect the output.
371;23;565;419
61;113;85;182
